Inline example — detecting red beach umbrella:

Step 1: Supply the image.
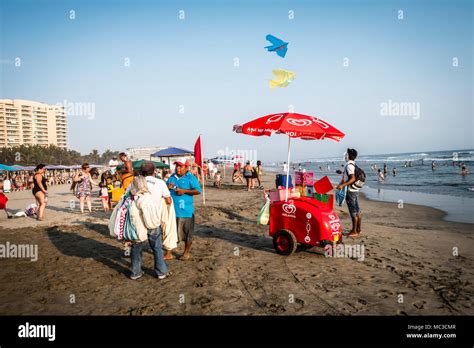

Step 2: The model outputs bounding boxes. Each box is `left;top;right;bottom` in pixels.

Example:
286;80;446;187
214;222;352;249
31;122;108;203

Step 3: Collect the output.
233;112;345;200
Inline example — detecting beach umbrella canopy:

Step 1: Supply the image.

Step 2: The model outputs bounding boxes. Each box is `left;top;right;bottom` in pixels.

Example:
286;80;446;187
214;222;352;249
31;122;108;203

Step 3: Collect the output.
151;147;193;157
0;164;17;171
117;160;170;170
233;112;345;200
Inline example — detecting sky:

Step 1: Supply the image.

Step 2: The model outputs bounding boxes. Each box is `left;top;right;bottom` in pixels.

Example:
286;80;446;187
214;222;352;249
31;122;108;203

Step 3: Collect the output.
1;0;472;162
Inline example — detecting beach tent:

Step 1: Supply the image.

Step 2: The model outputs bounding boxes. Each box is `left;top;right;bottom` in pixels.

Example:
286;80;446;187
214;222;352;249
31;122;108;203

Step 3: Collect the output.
117;159;170;171
150;147;194;169
10;165;35;171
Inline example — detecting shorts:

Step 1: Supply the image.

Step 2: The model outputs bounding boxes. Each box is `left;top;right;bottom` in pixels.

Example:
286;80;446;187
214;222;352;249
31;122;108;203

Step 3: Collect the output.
177;215;195;244
101;196;109;202
346;190;360;218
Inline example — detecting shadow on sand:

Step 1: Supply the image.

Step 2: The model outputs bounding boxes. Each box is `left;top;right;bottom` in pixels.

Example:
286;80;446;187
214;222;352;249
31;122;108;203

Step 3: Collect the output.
46;225;131;276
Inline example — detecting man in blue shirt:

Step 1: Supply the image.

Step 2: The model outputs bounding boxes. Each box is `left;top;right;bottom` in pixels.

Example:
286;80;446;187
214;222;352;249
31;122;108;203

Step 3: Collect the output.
167;160;201;260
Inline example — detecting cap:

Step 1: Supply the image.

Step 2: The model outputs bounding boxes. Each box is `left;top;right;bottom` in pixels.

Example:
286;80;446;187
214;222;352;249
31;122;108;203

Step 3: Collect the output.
174;160;190;167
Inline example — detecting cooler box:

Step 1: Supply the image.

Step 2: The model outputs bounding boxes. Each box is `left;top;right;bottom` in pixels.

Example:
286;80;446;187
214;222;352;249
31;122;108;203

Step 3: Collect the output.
269;188;300;202
314;176;333;194
275;174;293;189
314;193;334;209
111;187;125;202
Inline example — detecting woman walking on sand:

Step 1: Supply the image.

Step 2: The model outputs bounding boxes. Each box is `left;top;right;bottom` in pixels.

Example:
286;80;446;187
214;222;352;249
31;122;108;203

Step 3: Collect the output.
73;163;93;214
255;160;263;189
32;164;48;221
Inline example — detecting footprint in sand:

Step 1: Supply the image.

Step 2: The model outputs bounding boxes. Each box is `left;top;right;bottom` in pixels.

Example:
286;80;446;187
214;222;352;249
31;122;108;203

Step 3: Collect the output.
413;300;426;310
376;289;393;299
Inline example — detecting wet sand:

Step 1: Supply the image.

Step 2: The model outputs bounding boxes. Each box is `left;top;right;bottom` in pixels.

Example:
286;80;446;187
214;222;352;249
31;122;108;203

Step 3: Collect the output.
0;174;473;315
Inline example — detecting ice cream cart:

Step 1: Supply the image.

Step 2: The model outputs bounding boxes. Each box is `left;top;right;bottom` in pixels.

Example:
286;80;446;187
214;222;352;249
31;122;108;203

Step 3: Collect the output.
269;195;342;255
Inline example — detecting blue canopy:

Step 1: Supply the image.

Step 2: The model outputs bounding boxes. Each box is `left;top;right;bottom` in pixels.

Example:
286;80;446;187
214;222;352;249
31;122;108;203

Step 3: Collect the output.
151;147;194;157
11;165;35;171
0;164;17;171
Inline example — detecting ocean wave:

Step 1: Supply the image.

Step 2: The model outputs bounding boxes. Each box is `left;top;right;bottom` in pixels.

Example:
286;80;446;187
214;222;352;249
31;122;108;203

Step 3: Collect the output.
410;153;429;157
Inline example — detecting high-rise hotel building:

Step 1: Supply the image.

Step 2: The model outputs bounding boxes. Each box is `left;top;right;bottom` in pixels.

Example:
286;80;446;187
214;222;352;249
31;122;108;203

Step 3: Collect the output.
0;99;68;148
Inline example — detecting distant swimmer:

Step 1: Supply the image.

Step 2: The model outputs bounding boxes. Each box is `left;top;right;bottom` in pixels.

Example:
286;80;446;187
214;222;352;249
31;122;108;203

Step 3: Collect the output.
378;169;385;182
392;168;397;177
461;164;469;176
383;163;388;176
432;161;436;171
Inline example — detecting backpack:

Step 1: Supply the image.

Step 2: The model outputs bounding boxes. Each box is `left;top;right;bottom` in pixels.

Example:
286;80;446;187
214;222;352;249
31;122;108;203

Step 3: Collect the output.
346;163;366;189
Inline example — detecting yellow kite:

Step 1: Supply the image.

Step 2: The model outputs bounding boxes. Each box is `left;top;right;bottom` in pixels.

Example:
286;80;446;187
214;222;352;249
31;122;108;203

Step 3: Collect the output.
269;69;296;89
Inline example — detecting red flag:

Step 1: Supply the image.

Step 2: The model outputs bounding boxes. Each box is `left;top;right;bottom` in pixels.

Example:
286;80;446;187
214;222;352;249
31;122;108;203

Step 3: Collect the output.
194;135;202;168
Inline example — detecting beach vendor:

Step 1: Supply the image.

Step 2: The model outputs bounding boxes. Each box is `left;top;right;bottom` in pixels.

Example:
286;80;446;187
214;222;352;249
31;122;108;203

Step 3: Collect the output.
167;160;201;260
119;152;134;189
336;148;362;237
130;162;172;280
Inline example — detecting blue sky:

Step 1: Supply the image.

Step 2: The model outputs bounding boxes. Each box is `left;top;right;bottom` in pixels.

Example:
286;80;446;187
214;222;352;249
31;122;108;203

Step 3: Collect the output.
1;0;472;162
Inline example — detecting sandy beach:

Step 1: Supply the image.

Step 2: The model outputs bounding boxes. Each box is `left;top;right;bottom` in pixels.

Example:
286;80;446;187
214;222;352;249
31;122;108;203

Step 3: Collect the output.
0;173;472;315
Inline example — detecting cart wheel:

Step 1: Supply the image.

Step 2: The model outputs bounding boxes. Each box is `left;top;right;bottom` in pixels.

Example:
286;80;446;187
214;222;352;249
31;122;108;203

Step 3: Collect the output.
273;229;297;256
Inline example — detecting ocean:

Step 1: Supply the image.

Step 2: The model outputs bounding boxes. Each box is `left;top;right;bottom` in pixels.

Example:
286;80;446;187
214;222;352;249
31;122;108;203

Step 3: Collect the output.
264;149;474;224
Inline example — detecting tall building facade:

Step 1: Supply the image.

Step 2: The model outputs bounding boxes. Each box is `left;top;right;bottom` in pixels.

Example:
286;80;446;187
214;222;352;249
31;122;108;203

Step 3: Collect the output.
0;99;67;148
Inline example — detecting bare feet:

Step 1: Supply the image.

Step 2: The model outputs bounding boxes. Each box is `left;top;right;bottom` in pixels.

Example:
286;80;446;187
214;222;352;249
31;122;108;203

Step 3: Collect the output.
180;253;191;261
347;231;360;237
163;252;175;260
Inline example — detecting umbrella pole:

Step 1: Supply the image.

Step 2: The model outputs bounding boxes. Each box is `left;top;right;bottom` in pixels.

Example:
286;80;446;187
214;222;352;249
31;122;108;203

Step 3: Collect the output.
285;136;291;202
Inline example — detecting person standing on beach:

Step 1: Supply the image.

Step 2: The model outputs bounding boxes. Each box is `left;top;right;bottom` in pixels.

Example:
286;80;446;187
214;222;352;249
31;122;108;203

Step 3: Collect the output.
2;174;11;193
255;160;263;188
109;156;119;175
119;152;134;189
336;149;362;237
167;160;201;260
0;178;12;219
32;164;48;221
243;161;254;191
130;162;172;280
207;160;215;179
73;163;93;214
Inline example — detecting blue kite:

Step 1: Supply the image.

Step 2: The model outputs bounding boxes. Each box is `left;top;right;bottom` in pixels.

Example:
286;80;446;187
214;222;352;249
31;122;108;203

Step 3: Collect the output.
265;34;288;58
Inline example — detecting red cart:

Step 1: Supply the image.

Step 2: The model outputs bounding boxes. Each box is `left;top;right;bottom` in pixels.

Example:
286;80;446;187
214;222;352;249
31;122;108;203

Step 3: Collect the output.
269;196;342;255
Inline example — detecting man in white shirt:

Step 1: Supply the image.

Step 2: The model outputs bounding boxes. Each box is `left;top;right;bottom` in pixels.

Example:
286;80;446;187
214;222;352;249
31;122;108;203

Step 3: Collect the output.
108;157;119;175
207;160;215;179
336;148;362;237
3;175;11;193
130;162;172;280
